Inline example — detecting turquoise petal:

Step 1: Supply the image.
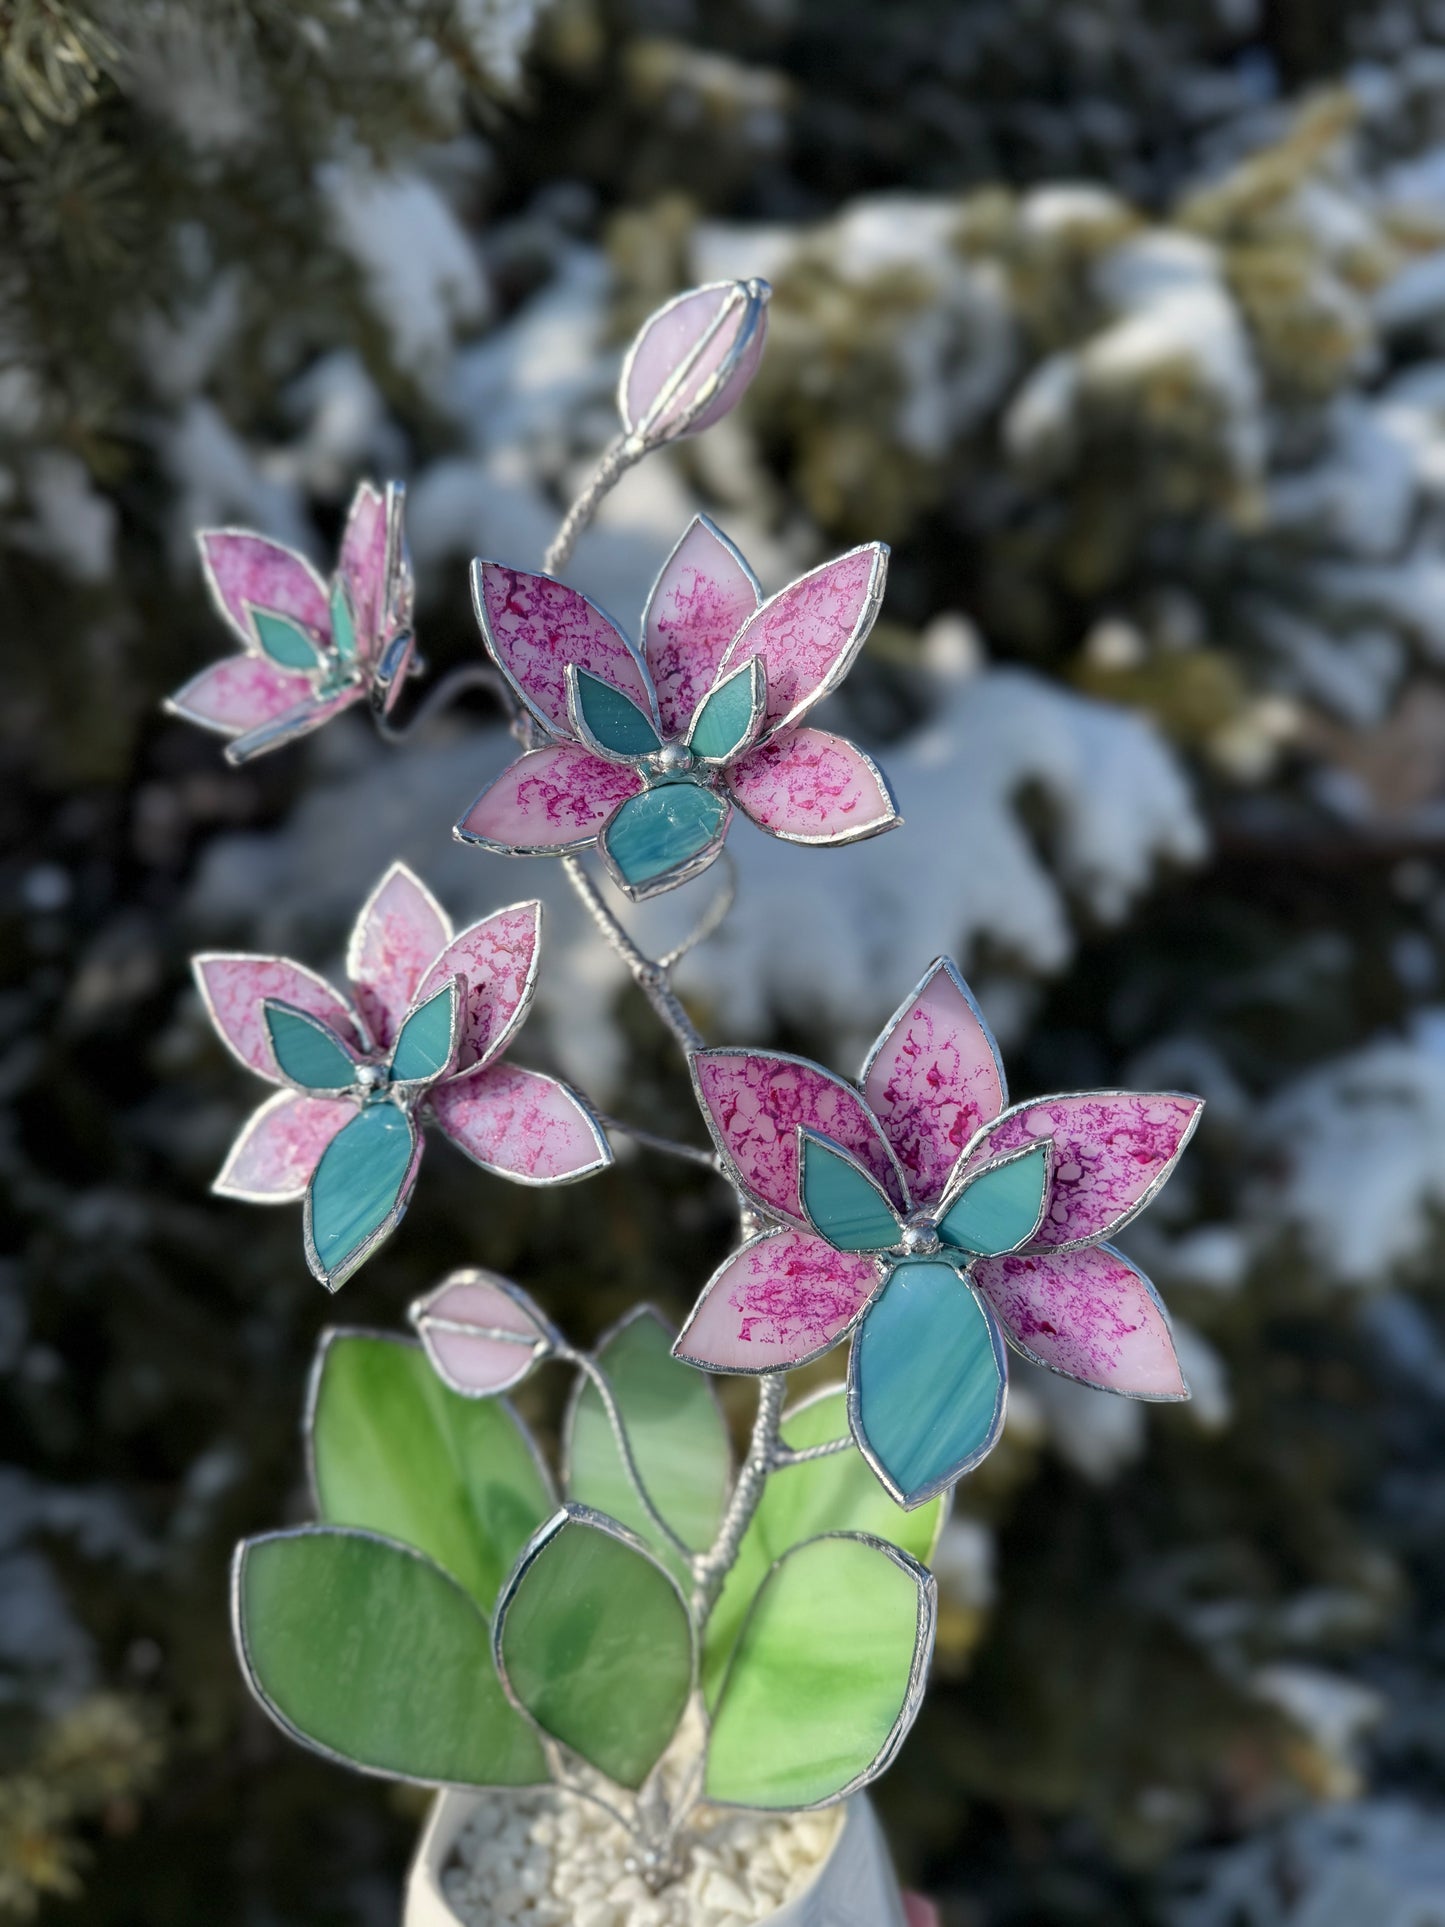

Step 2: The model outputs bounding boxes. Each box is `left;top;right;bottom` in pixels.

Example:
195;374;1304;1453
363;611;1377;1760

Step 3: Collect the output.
801;1132;901;1254
264;1001;357;1090
330;578;358;661
938;1141;1051;1256
688;659;762;762
306;1102;417;1289
572;669;660;757
602;783;728;895
253;609;322;672
850;1257;1006;1507
390;981;457;1084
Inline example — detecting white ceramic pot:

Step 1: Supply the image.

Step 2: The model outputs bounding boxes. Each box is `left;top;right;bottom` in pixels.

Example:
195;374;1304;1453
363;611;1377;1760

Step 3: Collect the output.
405;1786;908;1927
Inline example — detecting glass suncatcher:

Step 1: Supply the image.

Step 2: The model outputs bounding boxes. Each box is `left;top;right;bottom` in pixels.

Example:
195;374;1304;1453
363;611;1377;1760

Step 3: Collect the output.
169;280;1204;1888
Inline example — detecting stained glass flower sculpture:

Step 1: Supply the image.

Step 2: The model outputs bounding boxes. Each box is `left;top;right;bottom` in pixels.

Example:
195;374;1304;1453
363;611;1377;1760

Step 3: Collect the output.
454;516;900;900
193;863;610;1289
166;480;415;764
676;958;1203;1507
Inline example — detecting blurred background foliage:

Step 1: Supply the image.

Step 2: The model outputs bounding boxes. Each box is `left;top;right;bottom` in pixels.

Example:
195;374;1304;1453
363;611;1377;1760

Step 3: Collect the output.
7;0;1445;1921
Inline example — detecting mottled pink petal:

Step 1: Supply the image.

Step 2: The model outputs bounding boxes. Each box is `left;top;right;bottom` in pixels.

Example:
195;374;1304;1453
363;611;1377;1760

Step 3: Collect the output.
338;482;387;652
673;1229;879;1373
718;545;887;737
693;1049;906;1226
410;1271;558;1397
213;1089;354;1200
344;863;452;1052
198;531;331;646
862;960;1007;1210
727;728;898;845
193;955;362;1080
429;1062;610;1183
414;904;542;1076
642;517;760;738
958;1093;1204;1249
972;1245;1187;1399
472;562;654;737
456;746;644;854
621;281;769;443
166;657;316;736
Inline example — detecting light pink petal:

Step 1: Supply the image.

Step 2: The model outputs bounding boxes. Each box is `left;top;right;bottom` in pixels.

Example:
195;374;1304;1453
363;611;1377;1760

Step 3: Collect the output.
166;657;316;736
673;1229;879;1373
346;863;452;1052
415;904;541;1076
429;1062;610;1183
472;562;654;737
193;955;362;1080
727;728;898;845
214;1090;354;1200
410;1272;557;1397
338;482;387;652
862;960;1007;1210
958;1093;1204;1249
621;281;769;442
198;531;331;646
456;746;644;854
642;517;760;738
971;1245;1187;1399
718;545;887;736
693;1050;906;1226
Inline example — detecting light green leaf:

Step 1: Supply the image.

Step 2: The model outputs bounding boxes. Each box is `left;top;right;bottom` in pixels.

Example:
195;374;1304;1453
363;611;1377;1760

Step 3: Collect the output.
801;1132;902;1254
252;608;323;672
264;1000;357;1090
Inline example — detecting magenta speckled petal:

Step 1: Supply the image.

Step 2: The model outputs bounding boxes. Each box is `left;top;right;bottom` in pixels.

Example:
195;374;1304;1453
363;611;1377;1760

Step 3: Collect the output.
642;517;760;737
727;728;898;845
472;562;654;737
429;1061;610;1183
414;904;542;1076
198;531;331;646
717;544;887;737
214;1089;355;1200
193;955;362;1081
674;1229;879;1373
955;1092;1203;1249
338;482;387;654
621;282;768;442
346;863;452;1052
166;657;317;736
693;1049;906;1226
971;1245;1187;1399
863;960;1007;1210
456;746;644;854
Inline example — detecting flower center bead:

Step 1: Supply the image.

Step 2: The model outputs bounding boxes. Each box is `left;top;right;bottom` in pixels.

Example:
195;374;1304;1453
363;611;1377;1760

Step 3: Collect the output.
896;1212;941;1257
354;1061;390;1101
646;741;697;780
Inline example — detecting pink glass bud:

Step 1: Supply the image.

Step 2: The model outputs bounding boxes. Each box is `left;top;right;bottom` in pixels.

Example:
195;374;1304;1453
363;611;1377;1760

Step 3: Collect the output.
409;1269;559;1397
619;278;771;446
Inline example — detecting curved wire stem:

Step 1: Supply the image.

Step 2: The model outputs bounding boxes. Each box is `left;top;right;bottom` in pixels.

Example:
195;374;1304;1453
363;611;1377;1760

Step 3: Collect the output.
691;1373;787;1617
596;1115;722;1172
770;1436;853;1469
563;1350;698;1566
373;663;511;741
656;853;737;970
542;433;644;578
560;854;705;1057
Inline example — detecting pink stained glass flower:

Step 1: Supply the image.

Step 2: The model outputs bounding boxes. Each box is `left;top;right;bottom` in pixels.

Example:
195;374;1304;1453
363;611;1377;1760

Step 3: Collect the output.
193;861;611;1291
677;956;1202;1508
165;480;417;765
454;516;900;902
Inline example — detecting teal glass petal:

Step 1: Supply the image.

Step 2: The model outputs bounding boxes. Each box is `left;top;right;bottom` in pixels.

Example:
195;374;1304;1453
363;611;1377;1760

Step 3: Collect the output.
264;1001;357;1090
801;1132;901;1254
330;578;358;661
389;981;457;1084
938;1141;1051;1256
572;668;660;757
253;608;323;672
851;1257;1006;1507
306;1102;417;1288
688;658;762;762
602;783;728;892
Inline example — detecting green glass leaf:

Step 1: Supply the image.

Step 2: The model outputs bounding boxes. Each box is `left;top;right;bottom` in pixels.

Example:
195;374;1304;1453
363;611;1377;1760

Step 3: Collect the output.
389;980;458;1084
687;658;763;762
305;1102;417;1289
264;1000;358;1090
330;578;358;661
570;668;660;757
496;1508;693;1789
253;608;323;672
236;1527;547;1787
702;1388;943;1706
565;1308;731;1586
801;1132;902;1254
705;1533;934;1809
309;1331;553;1612
938;1142;1051;1256
602;783;728;895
